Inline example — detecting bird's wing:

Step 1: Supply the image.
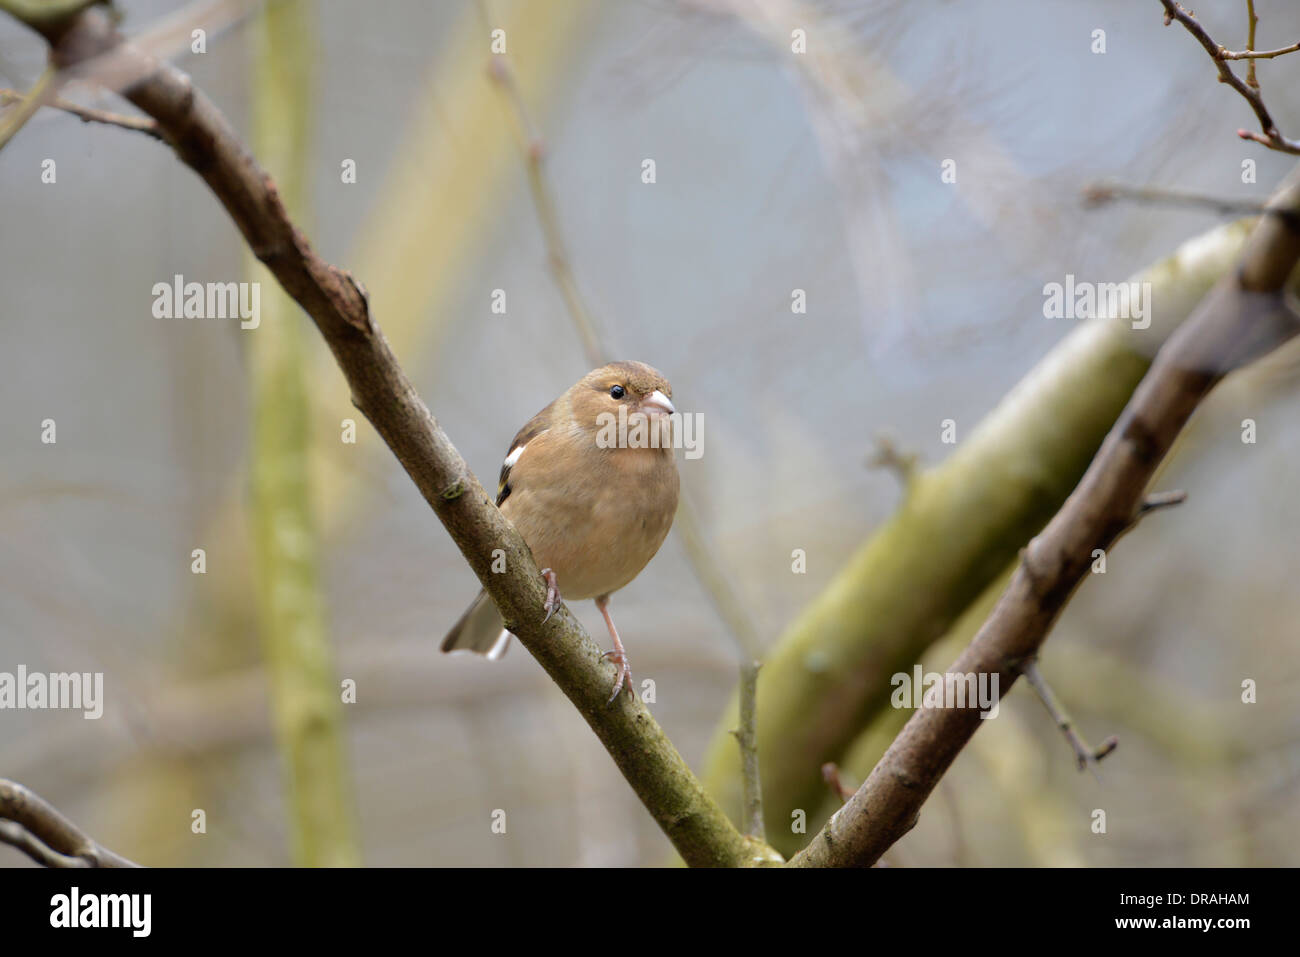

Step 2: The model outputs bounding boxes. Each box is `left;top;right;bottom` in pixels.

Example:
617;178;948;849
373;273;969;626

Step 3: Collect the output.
496;403;553;507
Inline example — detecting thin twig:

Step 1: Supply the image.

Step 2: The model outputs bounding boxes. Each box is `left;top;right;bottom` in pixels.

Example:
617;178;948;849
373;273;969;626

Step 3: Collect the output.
670;495;766;661
1083;181;1273;218
0;86;162;138
0;778;140;867
866;432;919;487
0;64;55;151
820;763;856;803
1245;0;1260;90
1137;488;1187;516
1016;657;1118;775
730;660;765;839
1160;0;1300;154
1113;489;1188;546
1220;42;1299;62
477;1;605;368
494;64;605;368
0;820;90;867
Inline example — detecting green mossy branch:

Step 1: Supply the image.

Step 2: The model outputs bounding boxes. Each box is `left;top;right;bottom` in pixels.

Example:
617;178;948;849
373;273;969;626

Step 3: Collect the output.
246;0;359;866
702;218;1254;856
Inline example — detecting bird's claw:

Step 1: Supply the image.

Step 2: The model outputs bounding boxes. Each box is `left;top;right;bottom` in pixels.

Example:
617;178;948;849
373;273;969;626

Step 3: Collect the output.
603;649;633;705
540;568;560;623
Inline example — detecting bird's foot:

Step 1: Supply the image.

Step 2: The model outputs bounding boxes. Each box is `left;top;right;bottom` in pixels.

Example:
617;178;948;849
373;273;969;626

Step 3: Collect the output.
601;648;634;704
540;568;561;623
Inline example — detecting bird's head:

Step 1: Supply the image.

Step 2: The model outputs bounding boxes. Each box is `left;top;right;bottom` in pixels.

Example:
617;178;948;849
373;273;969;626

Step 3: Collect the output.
572;360;676;451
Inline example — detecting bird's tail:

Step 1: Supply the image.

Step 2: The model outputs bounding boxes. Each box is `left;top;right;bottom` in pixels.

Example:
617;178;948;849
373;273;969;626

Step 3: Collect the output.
440;590;511;659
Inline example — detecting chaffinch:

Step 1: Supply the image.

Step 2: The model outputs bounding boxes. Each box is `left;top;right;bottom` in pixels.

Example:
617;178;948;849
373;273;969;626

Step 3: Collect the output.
441;361;680;702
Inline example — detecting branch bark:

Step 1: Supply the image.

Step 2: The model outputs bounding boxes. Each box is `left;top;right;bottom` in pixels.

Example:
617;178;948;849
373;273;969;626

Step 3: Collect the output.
702;216;1251;855
789;166;1300;867
6;5;778;867
0;87;162;138
1160;0;1300;154
0;778;139;867
731;660;765;840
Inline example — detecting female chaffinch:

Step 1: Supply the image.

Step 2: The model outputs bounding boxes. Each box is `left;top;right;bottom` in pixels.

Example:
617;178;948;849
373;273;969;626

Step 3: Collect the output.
441;361;680;702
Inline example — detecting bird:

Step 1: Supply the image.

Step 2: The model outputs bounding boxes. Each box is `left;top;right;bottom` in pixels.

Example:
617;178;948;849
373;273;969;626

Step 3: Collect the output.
441;361;680;703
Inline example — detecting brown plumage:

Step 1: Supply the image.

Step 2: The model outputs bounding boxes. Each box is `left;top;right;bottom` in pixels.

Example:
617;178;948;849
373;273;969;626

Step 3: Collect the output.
440;361;680;701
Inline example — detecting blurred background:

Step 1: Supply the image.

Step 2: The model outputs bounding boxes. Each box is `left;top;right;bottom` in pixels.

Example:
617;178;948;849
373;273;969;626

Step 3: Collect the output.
1;0;1298;866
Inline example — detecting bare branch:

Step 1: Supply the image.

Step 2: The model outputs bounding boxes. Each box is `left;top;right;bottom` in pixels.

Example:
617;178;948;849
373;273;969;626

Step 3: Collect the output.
1159;0;1300;154
1016;657;1118;774
0;86;161;138
1246;0;1261;89
2;3;770;867
820;763;856;804
1083;181;1273;218
482;47;607;370
790;164;1300;867
0;779;139;867
1219;42;1300;62
0;65;56;151
1137;488;1187;516
866;432;919;488
730;660;765;840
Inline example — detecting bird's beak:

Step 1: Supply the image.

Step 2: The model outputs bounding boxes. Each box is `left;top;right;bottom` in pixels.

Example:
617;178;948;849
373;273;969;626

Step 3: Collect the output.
642;390;676;417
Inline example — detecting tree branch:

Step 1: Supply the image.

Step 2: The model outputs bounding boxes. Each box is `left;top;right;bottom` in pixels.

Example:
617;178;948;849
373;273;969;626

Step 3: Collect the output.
730;660;765;840
0;778;139;867
1245;0;1261;89
1016;656;1118;774
0;86;162;138
790;165;1300;867
0;64;56;151
1160;0;1300;154
1082;180;1273;218
6;4;776;867
1219;42;1300;62
702;214;1252;855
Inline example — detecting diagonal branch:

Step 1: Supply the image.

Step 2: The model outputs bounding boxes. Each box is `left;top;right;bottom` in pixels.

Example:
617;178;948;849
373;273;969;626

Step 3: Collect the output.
1159;0;1300;154
0;64;56;151
0;778;140;867
1219;42;1300;62
790;165;1300;867
0;86;162;138
4;4;778;867
1016;656;1118;774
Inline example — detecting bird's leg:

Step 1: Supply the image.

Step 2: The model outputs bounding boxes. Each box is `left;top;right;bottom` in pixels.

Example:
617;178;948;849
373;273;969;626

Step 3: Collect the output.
540;568;561;622
595;594;633;704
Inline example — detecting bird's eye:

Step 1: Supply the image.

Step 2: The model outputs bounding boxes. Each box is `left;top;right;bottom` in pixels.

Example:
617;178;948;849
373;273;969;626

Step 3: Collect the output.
609;385;626;399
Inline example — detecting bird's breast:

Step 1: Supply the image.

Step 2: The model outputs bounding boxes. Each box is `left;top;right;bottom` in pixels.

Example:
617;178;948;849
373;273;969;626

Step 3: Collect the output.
503;450;679;600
